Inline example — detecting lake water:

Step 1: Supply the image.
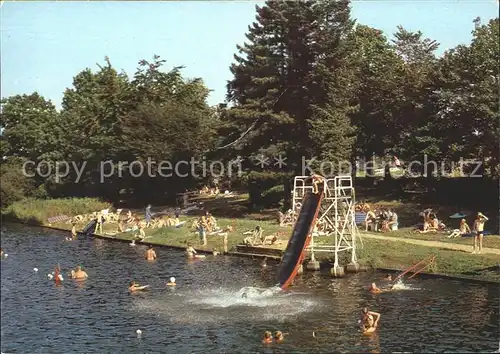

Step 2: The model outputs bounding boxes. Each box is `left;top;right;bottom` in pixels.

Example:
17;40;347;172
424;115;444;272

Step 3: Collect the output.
1;223;499;353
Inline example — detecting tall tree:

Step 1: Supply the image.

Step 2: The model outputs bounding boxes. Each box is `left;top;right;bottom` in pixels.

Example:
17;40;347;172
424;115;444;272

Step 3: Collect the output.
348;25;404;173
226;0;356;188
428;18;499;176
0;93;61;161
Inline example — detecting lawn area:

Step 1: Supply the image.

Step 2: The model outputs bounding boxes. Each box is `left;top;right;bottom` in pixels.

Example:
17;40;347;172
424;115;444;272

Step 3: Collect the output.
311;235;500;282
385;228;500;250
18;192;499;282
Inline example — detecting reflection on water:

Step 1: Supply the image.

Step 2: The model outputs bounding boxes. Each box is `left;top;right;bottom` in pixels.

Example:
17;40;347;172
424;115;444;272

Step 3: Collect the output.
1;223;499;353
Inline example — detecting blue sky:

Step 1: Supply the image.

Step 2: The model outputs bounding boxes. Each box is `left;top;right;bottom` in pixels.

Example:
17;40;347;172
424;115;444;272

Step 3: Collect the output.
1;1;498;108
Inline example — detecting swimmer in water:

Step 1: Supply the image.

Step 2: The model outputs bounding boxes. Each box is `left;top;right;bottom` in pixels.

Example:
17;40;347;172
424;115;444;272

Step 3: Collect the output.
274;331;285;342
145;245;157;261
360;307;380;334
369;282;382;293
71;265;88;280
166;277;176;286
241;292;248;299
129;281;149;292
385;274;392;281
186;243;197;258
262;331;273;344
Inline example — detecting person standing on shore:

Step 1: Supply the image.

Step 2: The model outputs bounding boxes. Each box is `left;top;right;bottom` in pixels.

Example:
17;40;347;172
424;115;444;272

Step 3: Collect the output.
145;205;152;228
473;212;489;254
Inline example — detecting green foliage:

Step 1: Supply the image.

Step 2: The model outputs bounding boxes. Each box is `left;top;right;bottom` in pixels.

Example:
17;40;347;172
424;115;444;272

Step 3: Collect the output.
0;9;498;211
225;0;356;175
2;197;109;224
0;160;37;207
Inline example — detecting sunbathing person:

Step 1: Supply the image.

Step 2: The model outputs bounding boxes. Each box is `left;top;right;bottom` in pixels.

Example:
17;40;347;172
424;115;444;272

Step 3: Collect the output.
448;219;471;238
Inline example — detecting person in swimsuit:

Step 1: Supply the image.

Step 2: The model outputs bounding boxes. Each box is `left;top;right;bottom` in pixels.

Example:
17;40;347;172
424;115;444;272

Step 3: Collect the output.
310;174;324;194
360;307;380;334
186;243;197;258
262;331;272;344
145;245;157;261
369;282;382;293
71;265;88;280
166;277;176;286
129;281;149;292
274;331;285;342
472;212;489;254
448;218;471;238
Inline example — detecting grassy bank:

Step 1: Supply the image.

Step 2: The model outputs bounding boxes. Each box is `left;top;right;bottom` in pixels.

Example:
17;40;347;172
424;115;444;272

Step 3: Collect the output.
5;195;499;282
48;214;500;283
2;198;109;225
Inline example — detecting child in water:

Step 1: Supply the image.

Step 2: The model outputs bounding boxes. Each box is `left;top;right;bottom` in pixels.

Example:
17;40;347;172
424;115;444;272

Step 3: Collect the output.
274;331;285;342
262;331;273;344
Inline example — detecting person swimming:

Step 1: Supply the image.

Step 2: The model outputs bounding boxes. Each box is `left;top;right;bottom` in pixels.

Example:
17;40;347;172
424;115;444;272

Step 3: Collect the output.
262;331;273;344
186;243;197;258
360;307;380;334
166;277;176;286
129;281;150;292
71;265;88;280
385;274;392;281
241;292;248;298
145;245;157;261
369;282;382;293
274;331;285;342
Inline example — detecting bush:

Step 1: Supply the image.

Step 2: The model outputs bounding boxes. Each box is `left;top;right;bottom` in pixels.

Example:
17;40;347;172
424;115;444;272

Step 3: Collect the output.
2;198;110;225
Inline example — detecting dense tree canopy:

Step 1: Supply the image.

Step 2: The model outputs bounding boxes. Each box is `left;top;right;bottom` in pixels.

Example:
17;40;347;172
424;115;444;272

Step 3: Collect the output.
0;1;498;207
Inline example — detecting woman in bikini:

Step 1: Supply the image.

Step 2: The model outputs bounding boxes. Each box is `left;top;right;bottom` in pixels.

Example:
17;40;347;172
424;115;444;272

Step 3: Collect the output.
448;219;471;238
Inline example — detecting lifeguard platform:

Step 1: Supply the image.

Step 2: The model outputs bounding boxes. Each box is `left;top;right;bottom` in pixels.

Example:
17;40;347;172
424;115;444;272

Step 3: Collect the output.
292;175;359;275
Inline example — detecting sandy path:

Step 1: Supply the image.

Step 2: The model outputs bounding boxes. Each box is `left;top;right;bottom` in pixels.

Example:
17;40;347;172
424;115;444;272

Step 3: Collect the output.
360;232;500;256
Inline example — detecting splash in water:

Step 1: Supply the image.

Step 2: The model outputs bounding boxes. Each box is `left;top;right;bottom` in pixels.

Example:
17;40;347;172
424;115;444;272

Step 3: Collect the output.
391;279;420;291
132;285;319;324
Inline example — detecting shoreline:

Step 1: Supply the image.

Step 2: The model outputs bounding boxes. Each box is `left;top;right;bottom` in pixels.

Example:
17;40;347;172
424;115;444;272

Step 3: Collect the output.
8;221;499;285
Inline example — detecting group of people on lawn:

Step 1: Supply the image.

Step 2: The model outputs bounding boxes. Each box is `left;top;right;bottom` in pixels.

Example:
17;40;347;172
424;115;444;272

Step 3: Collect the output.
362;205;399;232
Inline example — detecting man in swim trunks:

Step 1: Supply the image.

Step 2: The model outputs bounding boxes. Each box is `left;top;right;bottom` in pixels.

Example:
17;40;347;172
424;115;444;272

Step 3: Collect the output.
360;307;380;333
310;174;324;194
71;265;88;280
472;212;489;254
145;245;157;260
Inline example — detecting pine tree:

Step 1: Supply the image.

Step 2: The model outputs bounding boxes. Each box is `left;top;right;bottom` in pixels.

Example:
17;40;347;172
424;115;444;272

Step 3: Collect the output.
226;0;356;177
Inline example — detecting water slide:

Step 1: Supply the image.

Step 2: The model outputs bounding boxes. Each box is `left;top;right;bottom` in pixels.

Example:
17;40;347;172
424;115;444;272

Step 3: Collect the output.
81;220;97;236
277;190;323;290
